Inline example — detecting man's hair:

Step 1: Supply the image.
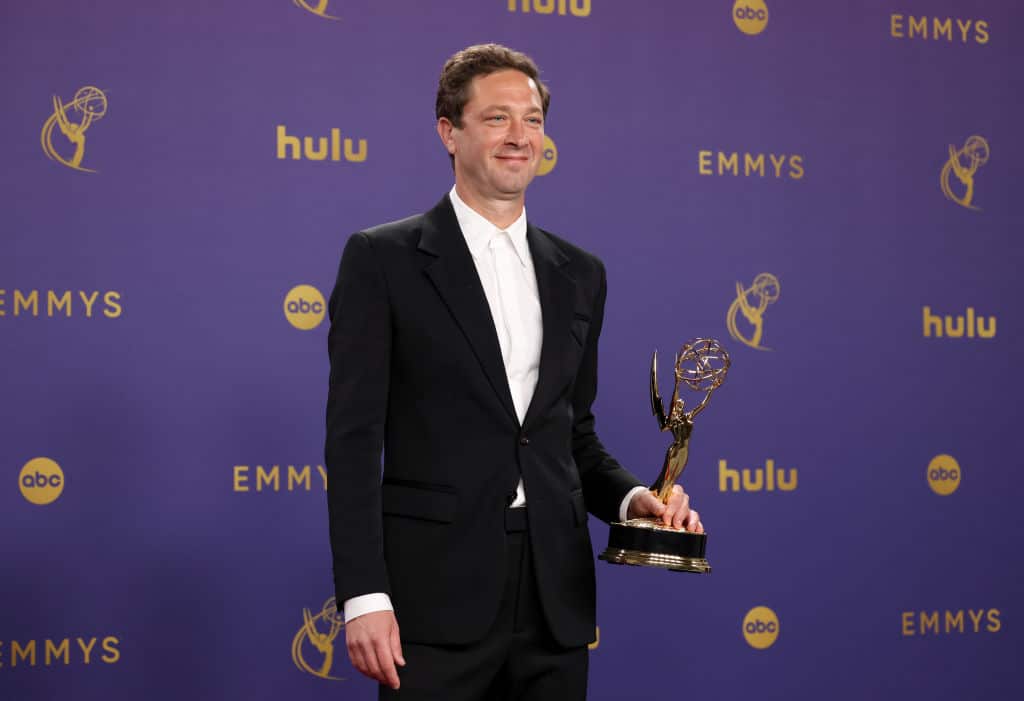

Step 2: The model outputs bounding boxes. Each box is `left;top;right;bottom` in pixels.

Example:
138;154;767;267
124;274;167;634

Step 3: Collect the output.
436;43;551;128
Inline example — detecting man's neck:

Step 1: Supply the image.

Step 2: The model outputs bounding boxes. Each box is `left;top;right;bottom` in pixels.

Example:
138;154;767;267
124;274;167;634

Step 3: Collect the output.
453;184;524;230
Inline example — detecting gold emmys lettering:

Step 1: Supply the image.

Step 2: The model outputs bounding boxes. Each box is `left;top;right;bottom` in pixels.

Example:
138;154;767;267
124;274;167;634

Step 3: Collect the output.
293;0;339;20
890;15;989;44
901;608;1001;636
941;135;989;210
726;273;779;351
291;597;345;680
40;86;108;173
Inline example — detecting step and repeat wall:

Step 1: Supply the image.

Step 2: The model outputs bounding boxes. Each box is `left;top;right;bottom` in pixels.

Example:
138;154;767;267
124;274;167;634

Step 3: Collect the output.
2;1;1021;699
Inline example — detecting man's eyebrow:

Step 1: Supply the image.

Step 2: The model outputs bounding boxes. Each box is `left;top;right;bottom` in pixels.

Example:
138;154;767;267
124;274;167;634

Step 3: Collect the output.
480;104;543;114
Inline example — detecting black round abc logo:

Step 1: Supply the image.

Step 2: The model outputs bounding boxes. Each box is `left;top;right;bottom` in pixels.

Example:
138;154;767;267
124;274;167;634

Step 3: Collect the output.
929;467;958;481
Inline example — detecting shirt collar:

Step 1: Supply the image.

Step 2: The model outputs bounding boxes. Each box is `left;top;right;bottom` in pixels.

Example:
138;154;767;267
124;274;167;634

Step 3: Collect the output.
449;185;530;266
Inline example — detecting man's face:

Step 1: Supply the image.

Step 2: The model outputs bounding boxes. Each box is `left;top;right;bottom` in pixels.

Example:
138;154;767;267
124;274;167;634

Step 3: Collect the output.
438;69;545;205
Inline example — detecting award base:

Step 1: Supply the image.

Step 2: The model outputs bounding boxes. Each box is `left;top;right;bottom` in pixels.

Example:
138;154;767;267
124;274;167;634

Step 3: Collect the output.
599;518;710;574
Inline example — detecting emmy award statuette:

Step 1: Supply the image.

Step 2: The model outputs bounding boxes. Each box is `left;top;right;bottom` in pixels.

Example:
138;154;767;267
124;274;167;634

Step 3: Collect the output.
599;338;730;574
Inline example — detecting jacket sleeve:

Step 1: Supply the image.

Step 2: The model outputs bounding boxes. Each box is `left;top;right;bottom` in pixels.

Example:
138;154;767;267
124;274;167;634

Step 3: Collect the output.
325;232;392;605
571;260;645;523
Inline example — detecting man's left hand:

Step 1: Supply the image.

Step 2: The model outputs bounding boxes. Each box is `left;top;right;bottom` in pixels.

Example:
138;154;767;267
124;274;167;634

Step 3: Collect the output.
627;484;703;532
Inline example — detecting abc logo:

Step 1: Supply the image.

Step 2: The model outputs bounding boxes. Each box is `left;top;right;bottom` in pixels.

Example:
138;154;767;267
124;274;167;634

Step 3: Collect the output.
284;284;326;331
927;454;961;496
742;606;779;649
733;0;769;35
19;457;65;505
537;135;558;176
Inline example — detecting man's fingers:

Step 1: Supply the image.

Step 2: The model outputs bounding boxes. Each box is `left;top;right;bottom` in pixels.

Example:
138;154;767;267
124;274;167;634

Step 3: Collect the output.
366;648;386;685
666;485;690;528
686;508;703;533
645;490;666;515
628;490;665;520
362;640;389;685
348;638;381;683
676;491;691;528
630;486;701;530
374;637;401;689
389;621;406;667
347;632;387;685
344;611;402;686
346;641;365;677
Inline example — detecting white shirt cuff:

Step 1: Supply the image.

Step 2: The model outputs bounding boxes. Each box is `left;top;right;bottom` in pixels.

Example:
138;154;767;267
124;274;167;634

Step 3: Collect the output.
618;485;650;522
343;593;394;623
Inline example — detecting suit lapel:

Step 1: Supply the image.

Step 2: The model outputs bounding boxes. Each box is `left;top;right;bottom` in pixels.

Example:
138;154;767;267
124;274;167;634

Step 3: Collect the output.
418;196;519;424
523;222;573;430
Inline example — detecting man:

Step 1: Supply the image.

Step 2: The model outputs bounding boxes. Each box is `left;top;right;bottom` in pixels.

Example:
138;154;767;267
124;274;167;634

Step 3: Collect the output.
326;44;702;700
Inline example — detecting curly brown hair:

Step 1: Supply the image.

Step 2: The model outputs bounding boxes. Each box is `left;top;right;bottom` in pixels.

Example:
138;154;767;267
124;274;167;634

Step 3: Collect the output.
436;44;551;128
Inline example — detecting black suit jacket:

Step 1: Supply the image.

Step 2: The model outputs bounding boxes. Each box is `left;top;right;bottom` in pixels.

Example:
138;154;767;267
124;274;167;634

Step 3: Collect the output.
326;195;641;647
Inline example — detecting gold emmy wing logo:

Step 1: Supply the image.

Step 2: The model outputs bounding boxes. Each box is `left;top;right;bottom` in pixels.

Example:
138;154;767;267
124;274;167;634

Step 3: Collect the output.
292;597;346;680
742;606;779;649
941;135;989;210
19;457;65;505
537;135;557;176
733;0;768;35
41;86;108;173
294;0;339;20
726;273;779;351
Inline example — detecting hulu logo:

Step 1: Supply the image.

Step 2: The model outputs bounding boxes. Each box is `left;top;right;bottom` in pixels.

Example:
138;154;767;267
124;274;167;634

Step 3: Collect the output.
276;125;367;163
718;459;797;492
922;306;995;339
508;0;590;16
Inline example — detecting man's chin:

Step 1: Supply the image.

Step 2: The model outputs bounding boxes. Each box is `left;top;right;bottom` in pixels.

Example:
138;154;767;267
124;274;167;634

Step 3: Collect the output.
493;173;536;195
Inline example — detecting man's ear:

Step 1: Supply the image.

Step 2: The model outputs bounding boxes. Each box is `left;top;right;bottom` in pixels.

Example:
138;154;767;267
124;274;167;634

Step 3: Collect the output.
437;118;456;155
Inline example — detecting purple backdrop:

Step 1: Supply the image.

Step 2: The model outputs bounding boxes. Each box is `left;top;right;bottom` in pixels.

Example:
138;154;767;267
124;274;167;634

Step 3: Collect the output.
2;1;1021;699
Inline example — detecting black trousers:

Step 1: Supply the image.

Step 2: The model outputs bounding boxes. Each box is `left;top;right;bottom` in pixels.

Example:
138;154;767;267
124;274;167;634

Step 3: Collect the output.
380;509;589;701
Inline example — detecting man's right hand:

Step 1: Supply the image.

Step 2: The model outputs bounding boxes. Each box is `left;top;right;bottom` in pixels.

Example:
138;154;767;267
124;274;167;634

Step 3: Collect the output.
345;610;405;689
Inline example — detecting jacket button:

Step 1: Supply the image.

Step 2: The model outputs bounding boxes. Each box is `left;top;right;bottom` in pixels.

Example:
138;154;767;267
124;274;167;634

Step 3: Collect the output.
519;436;530;446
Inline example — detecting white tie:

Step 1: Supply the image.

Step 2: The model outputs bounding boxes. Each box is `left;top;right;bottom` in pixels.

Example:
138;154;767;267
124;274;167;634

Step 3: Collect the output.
489;231;537;424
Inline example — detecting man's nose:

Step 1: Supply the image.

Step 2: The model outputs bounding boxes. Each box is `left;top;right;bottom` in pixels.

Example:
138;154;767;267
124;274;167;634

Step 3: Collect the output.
505;118;528;146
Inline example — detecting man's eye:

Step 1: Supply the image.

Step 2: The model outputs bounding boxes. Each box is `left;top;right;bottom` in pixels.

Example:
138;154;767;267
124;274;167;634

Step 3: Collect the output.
488;115;507;122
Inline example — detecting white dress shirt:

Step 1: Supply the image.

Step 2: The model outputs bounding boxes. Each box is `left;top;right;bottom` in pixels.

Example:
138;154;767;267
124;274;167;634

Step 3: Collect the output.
450;185;542;506
343;187;645;623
